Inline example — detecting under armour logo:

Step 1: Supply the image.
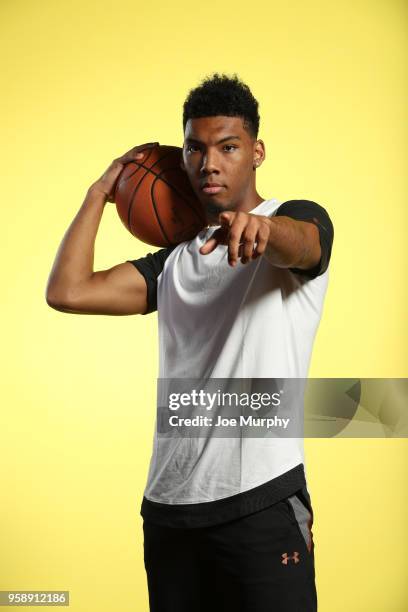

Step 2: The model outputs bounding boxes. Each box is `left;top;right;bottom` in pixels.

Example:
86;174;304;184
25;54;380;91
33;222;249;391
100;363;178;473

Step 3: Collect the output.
281;552;300;565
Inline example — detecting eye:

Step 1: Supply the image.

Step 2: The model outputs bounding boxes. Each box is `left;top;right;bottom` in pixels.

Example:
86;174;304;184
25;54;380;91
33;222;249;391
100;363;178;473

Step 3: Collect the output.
223;144;237;152
186;144;199;153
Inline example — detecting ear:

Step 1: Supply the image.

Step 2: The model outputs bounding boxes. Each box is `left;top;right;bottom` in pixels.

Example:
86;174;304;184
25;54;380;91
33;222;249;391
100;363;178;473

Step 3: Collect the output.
253;139;265;169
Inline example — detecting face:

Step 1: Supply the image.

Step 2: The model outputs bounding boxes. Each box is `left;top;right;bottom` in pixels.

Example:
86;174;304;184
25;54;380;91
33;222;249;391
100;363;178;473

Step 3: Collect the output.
181;116;265;221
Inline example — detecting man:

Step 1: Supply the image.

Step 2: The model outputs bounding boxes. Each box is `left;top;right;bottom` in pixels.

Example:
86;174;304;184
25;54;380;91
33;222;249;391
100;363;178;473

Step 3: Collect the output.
46;72;334;611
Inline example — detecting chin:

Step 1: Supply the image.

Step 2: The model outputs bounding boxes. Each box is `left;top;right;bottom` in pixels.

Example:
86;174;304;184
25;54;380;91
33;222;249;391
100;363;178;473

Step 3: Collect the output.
205;200;232;218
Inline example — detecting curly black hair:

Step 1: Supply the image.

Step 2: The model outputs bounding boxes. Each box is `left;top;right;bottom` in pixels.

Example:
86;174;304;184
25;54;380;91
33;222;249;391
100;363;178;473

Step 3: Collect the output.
182;72;260;140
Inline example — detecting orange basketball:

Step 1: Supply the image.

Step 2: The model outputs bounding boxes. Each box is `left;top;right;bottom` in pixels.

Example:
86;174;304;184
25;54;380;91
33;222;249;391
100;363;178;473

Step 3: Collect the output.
113;144;207;247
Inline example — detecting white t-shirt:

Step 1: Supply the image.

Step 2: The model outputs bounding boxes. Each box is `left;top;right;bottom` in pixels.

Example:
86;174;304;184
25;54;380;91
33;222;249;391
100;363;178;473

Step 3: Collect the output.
127;197;334;527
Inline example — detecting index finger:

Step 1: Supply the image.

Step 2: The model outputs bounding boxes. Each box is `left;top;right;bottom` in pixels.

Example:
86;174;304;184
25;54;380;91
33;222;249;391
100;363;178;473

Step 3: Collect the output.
227;214;248;267
118;142;159;164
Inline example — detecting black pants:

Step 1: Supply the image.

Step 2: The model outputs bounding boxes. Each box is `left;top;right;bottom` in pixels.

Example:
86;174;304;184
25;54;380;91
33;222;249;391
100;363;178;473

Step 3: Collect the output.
143;488;317;612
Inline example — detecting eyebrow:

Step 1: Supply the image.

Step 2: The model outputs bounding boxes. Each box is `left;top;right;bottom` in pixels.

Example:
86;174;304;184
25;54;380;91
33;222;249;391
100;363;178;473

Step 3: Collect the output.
185;135;241;145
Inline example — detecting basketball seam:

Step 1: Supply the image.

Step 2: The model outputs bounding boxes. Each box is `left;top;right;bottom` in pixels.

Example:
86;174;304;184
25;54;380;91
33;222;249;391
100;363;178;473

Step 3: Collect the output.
127;149;175;244
135;162;205;222
126;148;157;233
133;163;205;244
123;148;205;245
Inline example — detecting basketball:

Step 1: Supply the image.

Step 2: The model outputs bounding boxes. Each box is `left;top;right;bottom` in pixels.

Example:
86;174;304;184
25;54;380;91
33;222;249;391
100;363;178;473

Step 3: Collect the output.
113;144;207;247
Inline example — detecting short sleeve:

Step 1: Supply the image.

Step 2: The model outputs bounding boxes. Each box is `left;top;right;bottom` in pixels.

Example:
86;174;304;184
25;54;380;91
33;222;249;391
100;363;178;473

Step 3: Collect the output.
126;246;176;314
274;199;334;279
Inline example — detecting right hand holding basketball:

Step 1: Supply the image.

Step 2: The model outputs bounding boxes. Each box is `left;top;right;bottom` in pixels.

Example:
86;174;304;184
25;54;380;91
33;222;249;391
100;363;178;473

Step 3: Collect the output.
89;142;159;203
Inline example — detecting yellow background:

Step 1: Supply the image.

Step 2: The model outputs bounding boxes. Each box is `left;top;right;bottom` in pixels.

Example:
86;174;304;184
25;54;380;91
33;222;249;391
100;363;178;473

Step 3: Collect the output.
1;0;407;610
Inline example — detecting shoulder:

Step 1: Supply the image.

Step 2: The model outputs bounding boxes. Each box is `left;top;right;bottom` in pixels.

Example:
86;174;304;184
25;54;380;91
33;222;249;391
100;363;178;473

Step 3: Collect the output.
126;245;177;278
125;245;177;314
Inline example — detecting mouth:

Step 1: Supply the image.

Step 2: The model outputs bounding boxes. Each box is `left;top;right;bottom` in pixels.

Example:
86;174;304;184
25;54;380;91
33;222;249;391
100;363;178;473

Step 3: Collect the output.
201;183;224;195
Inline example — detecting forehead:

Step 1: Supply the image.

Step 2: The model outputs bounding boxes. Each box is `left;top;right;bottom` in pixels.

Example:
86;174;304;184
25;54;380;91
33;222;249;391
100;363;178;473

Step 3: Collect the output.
184;116;250;142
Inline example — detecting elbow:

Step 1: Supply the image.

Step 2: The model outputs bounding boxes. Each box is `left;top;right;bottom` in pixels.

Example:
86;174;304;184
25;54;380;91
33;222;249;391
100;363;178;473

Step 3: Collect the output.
45;293;68;312
45;285;73;312
46;295;62;311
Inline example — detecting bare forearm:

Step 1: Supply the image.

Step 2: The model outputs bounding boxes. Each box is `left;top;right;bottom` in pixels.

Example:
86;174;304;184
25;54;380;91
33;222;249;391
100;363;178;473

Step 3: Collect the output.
46;187;107;301
264;216;319;269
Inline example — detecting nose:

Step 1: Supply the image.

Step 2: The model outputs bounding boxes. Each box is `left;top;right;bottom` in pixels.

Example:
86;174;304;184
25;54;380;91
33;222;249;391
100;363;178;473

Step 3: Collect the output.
200;150;219;175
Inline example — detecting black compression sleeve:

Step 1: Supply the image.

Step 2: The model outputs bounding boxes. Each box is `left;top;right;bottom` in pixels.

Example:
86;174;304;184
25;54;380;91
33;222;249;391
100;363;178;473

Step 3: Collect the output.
275;199;334;279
